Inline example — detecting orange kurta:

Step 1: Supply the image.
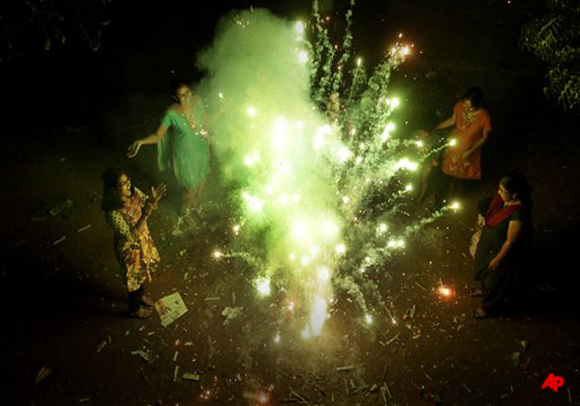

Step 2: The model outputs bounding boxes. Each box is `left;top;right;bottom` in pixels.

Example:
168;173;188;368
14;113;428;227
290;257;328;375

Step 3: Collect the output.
442;102;492;180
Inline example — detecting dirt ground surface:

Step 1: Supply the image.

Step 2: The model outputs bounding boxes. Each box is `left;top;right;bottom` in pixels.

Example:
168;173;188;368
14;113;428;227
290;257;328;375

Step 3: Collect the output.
2;0;580;405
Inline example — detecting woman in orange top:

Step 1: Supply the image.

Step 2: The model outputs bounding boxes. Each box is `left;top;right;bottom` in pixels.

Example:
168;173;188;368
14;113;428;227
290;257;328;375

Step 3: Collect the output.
440;88;492;180
422;87;492;209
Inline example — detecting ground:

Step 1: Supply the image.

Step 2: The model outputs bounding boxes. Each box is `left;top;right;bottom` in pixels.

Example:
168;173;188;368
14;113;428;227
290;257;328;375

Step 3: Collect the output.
2;0;580;405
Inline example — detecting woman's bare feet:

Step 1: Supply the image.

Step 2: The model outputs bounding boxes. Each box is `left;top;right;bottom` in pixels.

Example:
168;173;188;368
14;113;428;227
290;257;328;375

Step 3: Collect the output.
471;307;489;319
141;294;155;307
130;306;153;319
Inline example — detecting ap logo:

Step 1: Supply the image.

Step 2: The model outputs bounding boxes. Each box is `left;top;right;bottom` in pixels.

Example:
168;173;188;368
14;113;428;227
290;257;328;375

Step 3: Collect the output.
541;374;565;392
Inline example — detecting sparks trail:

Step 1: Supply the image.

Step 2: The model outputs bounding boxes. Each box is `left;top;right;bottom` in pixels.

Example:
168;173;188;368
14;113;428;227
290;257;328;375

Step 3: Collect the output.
195;2;458;343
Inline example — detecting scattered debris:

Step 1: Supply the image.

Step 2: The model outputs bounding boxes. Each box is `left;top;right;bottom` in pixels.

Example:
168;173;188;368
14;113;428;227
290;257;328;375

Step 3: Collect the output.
53;236;66;246
131;349;152;362
204;297;220;301
35;367;52;384
79;398;90;403
402;304;416;320
520;340;530;351
173;365;181;382
522;356;532;370
290;389;307;402
221;306;243;325
414;281;427;291
96;340;107;352
77;224;91;233
384;333;400;346
336;365;354;372
380;384;389;404
509;351;521;365
183;372;200;381
49;199;74;217
367;383;379;394
383;382;392;399
155;292;188;327
313;382;326;395
353;384;368;395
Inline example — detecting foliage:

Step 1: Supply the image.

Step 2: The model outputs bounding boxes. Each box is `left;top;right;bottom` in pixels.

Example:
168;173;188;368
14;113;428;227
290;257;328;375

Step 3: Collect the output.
1;0;112;61
520;0;580;109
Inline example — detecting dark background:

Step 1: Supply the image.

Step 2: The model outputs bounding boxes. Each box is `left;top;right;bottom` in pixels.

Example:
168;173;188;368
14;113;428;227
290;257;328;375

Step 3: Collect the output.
2;0;580;405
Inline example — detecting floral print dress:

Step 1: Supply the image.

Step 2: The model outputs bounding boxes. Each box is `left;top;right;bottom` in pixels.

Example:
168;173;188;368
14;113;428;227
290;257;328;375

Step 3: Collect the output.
105;188;160;292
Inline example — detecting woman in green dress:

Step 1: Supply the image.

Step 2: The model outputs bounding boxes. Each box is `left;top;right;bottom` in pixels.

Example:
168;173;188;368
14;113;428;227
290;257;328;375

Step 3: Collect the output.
127;80;210;233
471;171;532;318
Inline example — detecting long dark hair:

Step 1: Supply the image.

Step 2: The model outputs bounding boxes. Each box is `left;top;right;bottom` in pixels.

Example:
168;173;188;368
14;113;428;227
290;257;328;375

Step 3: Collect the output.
463;87;485;109
170;77;189;102
101;167;130;211
501;171;532;209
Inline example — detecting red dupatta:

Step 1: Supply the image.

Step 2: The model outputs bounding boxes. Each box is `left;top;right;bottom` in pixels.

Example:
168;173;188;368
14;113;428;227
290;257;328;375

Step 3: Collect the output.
484;194;522;228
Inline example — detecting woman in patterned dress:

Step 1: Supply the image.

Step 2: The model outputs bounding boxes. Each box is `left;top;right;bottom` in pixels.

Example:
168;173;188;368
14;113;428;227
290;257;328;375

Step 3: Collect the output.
127;80;210;233
102;167;167;318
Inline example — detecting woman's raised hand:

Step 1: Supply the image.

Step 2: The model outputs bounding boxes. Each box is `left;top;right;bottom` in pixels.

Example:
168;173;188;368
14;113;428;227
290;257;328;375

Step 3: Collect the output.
127;140;142;158
151;183;168;206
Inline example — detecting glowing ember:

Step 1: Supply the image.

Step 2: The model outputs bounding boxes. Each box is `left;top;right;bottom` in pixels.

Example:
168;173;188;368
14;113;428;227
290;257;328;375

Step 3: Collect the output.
396;158;419;171
255;389;271;406
310;297;327;336
438;285;453;298
256;277;271;297
318;267;330;281
295;21;304;33
450;201;461;211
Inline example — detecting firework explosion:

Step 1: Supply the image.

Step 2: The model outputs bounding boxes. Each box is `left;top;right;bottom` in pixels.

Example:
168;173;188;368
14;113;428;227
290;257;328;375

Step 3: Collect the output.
196;2;457;342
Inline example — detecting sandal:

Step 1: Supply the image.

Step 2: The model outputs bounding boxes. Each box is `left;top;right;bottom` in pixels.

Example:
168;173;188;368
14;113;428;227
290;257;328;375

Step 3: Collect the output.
130;306;153;319
469;288;484;297
471;308;489;319
141;295;155;307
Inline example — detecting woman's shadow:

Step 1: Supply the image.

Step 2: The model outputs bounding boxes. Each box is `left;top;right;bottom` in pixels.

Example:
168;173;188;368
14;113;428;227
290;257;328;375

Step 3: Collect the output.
498;229;580;318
